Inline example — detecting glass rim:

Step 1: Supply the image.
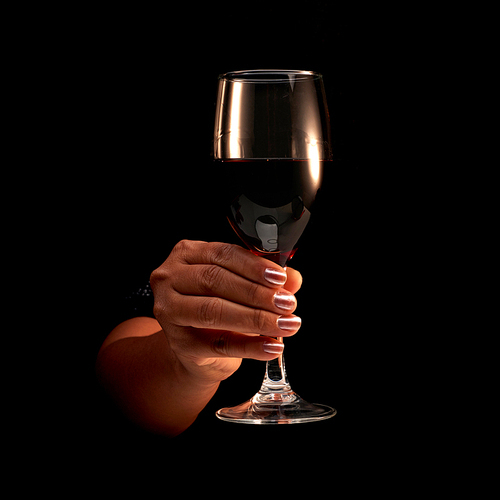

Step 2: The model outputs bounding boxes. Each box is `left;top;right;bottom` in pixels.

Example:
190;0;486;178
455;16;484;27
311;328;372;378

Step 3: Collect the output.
218;69;323;83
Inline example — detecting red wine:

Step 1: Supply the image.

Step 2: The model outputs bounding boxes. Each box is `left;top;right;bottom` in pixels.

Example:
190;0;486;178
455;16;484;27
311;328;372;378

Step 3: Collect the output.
217;159;327;267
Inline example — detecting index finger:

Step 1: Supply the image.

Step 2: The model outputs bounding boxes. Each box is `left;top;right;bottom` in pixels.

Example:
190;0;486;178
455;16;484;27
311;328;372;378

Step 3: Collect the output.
172;240;288;288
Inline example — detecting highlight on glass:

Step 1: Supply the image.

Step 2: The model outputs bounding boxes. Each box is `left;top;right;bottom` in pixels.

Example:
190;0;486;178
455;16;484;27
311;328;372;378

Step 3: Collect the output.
213;70;336;424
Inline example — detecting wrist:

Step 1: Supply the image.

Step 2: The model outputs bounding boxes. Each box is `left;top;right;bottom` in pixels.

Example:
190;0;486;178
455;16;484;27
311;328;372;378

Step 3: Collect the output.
161;329;222;391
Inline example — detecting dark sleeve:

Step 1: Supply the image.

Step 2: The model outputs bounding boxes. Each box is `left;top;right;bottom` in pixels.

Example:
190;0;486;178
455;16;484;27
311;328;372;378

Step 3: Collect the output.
120;282;155;321
114;282;154;326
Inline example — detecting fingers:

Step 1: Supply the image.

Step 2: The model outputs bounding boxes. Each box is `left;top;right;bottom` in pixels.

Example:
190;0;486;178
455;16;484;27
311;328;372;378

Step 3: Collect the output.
151;240;305;364
169;240;302;314
181;329;287;362
172;264;298;315
166;293;301;338
171;240;291;290
167;242;302;335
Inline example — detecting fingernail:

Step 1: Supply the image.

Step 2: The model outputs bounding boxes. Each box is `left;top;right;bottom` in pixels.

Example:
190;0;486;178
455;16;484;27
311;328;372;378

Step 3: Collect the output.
273;291;296;311
264;268;287;286
277;315;302;331
263;341;285;354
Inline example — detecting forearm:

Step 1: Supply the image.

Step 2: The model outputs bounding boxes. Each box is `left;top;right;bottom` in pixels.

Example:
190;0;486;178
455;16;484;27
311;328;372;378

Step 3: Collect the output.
96;320;219;437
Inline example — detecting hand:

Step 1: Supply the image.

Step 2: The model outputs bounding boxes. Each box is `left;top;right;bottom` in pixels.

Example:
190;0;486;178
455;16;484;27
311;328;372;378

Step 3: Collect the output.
150;240;302;386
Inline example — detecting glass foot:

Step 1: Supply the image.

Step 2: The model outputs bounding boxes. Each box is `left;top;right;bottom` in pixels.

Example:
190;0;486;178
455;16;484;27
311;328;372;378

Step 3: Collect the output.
216;390;336;424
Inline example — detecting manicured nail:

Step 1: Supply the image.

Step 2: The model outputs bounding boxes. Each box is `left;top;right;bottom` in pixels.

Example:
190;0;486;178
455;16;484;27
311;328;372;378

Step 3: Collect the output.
263;341;285;354
264;268;287;286
273;291;296;311
277;315;302;331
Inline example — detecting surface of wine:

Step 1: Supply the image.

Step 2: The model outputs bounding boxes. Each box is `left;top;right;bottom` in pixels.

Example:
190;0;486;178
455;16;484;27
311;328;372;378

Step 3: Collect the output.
217;159;327;267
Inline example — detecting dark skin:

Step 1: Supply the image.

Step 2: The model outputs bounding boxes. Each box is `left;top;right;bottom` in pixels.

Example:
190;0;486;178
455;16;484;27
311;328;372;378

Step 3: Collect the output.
96;240;303;437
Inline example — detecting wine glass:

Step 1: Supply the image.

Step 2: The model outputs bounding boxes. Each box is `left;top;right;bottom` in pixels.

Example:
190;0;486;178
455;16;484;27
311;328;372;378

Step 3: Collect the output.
213;70;336;424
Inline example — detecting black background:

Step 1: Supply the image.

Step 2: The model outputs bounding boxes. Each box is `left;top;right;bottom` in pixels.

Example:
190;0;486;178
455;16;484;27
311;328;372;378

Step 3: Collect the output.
50;2;425;481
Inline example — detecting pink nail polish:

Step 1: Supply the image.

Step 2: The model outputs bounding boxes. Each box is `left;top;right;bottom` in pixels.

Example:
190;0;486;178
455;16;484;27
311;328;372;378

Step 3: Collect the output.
273;291;296;311
264;268;287;286
263;341;285;354
277;315;302;331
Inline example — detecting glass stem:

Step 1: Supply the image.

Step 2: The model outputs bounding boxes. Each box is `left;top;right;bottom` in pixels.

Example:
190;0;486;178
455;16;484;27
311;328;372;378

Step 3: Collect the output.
259;337;293;395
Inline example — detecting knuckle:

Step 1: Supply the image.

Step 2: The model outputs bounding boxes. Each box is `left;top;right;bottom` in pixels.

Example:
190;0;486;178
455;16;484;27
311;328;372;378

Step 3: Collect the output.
150;267;168;291
209;242;235;267
176;239;192;251
150;268;176;319
210;331;231;356
246;282;261;305
152;301;162;320
149;264;165;286
150;249;179;289
198;297;223;327
149;269;160;289
199;264;224;293
252;308;269;332
172;239;194;260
